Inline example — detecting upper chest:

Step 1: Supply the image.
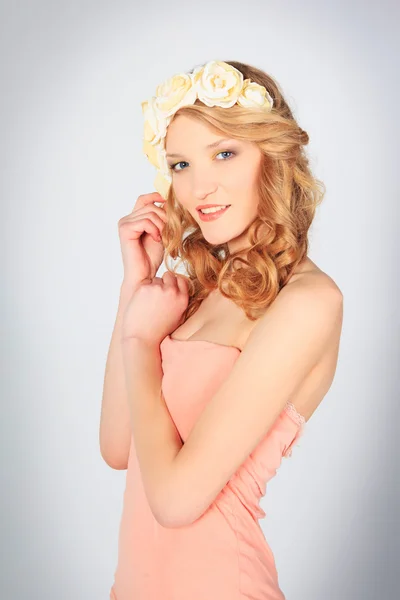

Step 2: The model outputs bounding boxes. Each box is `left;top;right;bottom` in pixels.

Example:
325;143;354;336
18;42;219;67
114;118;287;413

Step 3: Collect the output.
171;264;316;350
171;288;254;351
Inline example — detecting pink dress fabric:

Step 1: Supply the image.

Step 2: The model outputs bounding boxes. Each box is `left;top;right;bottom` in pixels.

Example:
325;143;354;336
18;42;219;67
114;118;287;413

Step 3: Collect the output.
109;334;306;600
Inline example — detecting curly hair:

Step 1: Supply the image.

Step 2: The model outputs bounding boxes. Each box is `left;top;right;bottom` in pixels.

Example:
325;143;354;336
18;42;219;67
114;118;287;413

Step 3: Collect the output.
160;60;326;322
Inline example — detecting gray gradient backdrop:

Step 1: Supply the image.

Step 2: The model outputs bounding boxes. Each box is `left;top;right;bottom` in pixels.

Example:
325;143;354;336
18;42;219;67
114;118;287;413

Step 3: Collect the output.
1;1;399;598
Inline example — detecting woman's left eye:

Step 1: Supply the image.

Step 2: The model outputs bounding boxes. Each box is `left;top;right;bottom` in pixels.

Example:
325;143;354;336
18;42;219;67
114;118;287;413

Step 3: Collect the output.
216;151;235;160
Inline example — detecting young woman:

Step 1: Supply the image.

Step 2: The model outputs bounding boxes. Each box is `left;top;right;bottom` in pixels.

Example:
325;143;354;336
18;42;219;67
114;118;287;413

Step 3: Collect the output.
101;60;344;600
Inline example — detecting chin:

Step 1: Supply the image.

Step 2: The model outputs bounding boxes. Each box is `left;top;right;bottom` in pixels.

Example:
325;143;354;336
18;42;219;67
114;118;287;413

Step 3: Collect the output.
200;231;232;246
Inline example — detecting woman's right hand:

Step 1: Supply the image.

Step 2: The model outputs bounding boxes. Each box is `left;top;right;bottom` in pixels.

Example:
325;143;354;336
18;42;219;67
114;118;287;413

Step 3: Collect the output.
117;192;168;289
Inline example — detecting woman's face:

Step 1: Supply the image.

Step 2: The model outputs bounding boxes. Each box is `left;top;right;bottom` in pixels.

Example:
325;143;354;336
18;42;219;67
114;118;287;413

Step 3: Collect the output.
165;114;263;252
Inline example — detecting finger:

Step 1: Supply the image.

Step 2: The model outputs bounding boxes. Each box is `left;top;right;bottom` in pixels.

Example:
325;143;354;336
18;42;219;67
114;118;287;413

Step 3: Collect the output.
118;216;162;242
161;271;179;289
175;274;189;296
133;192;166;212
125;211;166;231
119;212;165;239
130;204;168;223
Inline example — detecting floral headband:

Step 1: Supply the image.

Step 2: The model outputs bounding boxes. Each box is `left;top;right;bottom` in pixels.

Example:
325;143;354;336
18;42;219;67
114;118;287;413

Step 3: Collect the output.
141;60;274;200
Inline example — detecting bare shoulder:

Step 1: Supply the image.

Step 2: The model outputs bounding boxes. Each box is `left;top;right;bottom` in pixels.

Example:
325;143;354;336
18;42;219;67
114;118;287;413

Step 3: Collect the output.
270;272;342;331
249;257;343;352
236;257;342;352
287;256;343;298
278;259;343;325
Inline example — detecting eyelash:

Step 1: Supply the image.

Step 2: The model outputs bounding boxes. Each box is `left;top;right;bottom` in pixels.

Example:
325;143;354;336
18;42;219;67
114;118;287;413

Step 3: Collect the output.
169;150;236;173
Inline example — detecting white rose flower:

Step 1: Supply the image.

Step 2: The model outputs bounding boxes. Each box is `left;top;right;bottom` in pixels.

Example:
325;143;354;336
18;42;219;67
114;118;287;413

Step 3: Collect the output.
191;60;243;108
237;79;274;111
142;138;160;169
156;144;170;176
141;97;170;146
154;72;197;119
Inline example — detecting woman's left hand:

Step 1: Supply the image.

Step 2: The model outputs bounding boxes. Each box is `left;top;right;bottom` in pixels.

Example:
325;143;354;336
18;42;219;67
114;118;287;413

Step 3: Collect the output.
121;271;190;345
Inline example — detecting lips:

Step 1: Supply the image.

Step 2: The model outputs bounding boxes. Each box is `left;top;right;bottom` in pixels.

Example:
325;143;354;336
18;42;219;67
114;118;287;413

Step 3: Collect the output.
196;205;231;222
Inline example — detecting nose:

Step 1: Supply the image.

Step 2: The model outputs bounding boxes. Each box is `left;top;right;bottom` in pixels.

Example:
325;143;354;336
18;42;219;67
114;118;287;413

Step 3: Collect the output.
191;173;218;200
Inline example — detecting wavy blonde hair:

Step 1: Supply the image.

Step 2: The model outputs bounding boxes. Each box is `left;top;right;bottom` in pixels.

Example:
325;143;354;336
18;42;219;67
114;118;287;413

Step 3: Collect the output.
161;60;326;322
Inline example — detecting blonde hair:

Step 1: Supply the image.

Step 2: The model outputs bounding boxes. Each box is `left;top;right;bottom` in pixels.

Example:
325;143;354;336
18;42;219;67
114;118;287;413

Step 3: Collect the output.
161;60;326;322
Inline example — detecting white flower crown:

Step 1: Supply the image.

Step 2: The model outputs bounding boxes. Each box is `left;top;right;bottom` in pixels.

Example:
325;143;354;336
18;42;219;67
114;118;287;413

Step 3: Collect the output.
141;60;274;199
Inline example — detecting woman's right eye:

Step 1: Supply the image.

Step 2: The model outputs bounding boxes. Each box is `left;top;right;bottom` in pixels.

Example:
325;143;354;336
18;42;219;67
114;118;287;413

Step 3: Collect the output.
170;161;187;172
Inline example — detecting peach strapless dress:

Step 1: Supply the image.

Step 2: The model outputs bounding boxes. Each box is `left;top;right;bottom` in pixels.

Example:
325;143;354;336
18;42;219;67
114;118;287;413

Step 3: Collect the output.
109;334;306;600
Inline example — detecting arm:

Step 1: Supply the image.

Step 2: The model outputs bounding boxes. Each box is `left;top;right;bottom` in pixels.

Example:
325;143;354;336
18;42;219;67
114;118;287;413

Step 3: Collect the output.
123;280;342;529
121;337;184;524
99;283;139;470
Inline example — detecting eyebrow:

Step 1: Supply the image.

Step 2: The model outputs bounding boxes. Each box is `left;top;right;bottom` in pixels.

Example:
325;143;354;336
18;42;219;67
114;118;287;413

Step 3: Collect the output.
166;138;237;159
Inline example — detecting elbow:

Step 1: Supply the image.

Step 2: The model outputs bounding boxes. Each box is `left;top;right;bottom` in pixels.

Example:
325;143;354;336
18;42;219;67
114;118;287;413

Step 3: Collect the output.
156;508;194;529
100;451;128;471
99;430;131;470
150;466;206;528
99;442;129;470
151;500;184;529
155;496;201;529
151;489;196;529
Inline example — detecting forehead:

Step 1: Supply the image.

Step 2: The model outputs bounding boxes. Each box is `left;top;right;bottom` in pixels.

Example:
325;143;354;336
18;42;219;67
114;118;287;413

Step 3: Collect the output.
165;114;227;149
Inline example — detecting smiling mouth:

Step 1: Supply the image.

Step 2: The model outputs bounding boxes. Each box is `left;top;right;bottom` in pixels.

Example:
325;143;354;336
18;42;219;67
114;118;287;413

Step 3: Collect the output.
196;205;231;221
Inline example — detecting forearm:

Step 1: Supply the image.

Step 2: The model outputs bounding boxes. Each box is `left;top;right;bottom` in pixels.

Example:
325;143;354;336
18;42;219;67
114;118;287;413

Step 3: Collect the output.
100;283;138;468
121;337;183;523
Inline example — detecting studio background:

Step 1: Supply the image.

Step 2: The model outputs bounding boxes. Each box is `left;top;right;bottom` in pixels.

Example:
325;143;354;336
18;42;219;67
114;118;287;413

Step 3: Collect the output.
1;1;399;598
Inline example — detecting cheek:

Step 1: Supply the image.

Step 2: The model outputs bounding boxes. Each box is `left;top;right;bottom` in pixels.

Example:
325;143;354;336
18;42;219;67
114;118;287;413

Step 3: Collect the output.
171;178;187;200
228;166;256;189
229;174;259;208
171;183;192;213
229;178;259;221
